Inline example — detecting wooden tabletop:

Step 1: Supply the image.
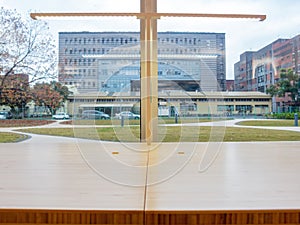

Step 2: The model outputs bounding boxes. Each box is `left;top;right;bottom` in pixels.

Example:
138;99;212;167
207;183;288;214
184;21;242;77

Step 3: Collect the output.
0;135;300;224
1;136;300;210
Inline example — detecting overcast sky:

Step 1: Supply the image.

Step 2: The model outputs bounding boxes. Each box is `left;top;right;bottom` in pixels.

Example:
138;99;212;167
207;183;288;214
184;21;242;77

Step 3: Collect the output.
1;0;300;79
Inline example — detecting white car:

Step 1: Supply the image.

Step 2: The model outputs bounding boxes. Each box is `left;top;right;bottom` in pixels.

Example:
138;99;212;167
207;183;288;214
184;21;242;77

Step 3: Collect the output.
115;111;140;120
52;112;70;120
0;112;7;120
0;111;12;119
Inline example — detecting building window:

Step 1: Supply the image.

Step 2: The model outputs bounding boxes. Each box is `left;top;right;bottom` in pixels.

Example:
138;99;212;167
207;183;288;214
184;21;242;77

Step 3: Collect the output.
180;102;197;111
236;105;252;112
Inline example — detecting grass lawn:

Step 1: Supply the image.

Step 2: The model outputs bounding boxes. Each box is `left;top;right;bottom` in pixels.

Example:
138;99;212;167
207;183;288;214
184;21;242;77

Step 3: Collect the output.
236;120;296;127
2;118;300;143
16;126;300;142
60;117;227;126
0;132;30;143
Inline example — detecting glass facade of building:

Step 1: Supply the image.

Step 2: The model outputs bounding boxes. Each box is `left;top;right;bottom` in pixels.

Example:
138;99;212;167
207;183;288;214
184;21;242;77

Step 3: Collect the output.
58;32;226;93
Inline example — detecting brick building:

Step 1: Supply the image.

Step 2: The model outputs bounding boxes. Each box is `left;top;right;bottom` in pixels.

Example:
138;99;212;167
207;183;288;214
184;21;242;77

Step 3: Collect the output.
234;34;300;111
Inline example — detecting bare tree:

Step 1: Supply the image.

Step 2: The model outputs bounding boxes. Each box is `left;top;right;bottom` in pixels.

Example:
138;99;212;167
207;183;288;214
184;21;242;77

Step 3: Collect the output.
0;7;57;98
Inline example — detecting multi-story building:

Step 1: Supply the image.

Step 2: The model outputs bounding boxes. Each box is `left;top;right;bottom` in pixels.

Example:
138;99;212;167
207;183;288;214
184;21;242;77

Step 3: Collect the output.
225;80;234;91
235;34;300;93
234;34;300;111
234;51;255;92
58;32;226;93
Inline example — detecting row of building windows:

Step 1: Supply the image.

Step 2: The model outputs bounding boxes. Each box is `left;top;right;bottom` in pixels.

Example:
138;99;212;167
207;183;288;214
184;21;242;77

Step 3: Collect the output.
273;42;293;54
62;72;96;78
64;37;138;45
64;81;96;88
64;68;96;73
63;58;97;66
61;58;204;68
63;48;220;56
63;37;221;46
275;49;293;58
69;97;270;103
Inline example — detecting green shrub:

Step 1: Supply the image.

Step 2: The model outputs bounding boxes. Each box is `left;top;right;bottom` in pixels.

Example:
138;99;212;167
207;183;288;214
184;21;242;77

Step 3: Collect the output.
267;112;298;120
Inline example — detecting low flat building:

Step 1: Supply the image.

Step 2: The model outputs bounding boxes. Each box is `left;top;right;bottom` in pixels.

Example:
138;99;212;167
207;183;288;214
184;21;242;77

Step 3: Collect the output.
67;91;271;118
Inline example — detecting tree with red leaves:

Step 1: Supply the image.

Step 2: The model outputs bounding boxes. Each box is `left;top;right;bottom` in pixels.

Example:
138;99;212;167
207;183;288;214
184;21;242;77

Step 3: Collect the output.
32;82;69;115
0;7;57;109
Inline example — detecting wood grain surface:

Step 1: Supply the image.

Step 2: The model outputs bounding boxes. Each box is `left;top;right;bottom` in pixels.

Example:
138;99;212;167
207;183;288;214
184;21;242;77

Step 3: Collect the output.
0;136;300;224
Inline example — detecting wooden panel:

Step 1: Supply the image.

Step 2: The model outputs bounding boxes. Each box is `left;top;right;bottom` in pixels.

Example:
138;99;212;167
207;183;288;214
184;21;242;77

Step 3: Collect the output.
1;209;300;224
0;209;144;224
145;210;300;225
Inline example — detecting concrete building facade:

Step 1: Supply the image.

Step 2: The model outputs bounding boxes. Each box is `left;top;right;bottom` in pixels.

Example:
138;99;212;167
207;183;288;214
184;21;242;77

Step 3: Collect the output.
58;32;226;93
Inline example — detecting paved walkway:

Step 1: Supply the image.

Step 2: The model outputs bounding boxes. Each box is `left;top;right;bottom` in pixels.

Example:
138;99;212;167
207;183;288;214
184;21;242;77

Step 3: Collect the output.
1;118;300;132
192;118;300;132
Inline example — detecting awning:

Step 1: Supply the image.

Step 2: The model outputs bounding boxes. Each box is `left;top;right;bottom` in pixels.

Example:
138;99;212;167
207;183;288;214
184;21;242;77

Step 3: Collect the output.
79;103;134;108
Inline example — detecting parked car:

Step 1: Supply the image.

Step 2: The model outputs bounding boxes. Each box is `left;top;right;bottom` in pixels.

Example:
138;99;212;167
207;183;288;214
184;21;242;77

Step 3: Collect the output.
0;111;12;120
81;110;110;120
115;111;140;120
52;112;70;120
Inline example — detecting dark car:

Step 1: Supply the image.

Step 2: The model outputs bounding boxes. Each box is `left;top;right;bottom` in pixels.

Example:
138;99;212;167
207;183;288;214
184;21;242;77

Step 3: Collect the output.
81;110;110;120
